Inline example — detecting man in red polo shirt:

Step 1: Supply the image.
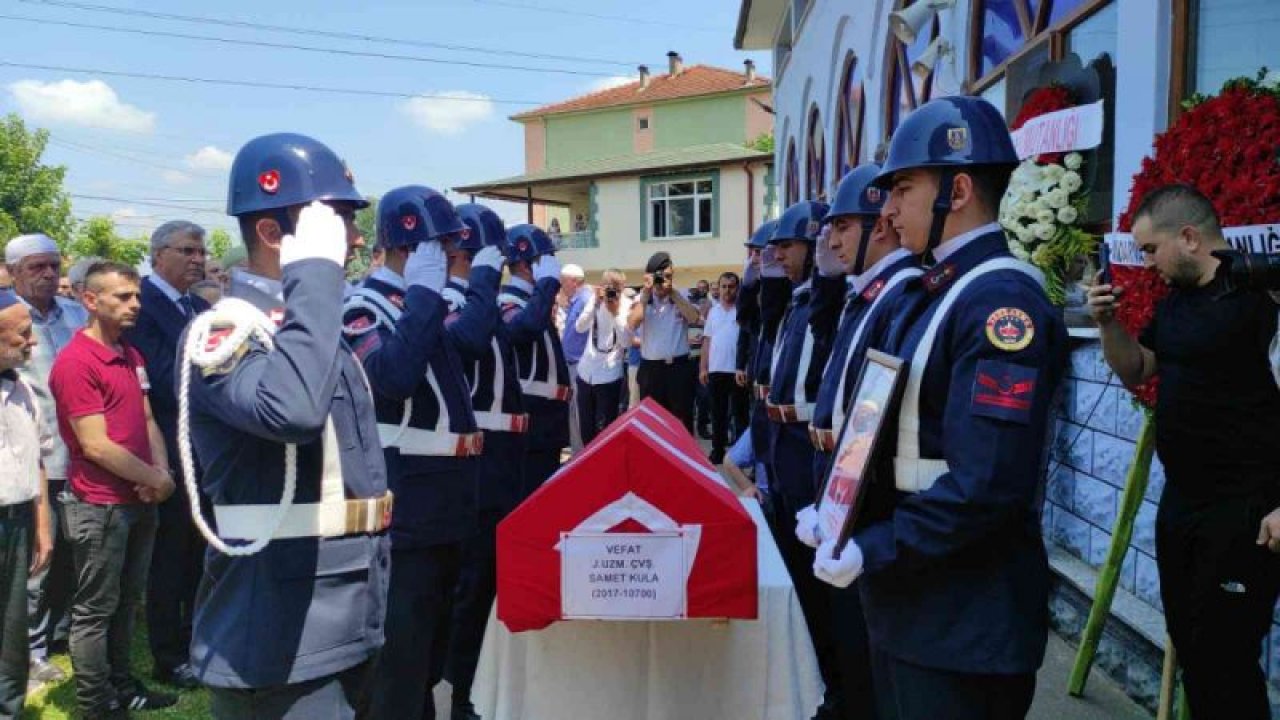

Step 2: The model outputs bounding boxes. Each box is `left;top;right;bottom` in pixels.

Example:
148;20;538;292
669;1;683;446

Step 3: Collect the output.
49;261;176;720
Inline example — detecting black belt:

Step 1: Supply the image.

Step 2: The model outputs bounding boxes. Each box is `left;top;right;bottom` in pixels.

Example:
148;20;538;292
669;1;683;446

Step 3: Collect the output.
0;500;33;520
643;355;690;365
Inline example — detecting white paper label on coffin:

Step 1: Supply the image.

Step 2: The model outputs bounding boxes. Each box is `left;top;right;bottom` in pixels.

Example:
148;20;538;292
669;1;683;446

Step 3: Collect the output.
555;491;702;590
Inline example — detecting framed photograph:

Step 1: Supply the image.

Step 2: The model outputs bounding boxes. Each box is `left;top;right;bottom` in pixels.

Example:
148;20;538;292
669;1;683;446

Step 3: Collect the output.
815;349;907;554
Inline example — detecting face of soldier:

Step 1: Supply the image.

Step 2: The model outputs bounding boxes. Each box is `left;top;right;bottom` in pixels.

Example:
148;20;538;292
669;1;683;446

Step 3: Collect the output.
1133;214;1205;288
0;304;35;371
775;239;810;282
882;168;937;256
441;234;471;277
11;253;61;308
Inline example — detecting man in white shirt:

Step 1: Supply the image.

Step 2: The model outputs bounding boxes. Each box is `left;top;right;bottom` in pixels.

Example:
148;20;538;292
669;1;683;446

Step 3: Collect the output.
573;269;630;445
0;290;53;717
699;272;748;464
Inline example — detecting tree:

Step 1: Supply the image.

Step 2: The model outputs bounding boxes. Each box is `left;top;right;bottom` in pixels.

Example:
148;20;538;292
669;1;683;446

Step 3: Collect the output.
346;195;380;280
747;132;774;154
208;228;233;260
70;216;148;266
0;114;74;248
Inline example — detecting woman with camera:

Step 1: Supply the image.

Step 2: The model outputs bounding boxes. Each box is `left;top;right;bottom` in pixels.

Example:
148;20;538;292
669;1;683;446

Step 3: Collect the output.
574;269;632;445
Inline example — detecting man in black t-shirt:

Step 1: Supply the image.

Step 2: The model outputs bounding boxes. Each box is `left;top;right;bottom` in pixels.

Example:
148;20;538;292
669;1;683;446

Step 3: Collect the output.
1089;184;1280;720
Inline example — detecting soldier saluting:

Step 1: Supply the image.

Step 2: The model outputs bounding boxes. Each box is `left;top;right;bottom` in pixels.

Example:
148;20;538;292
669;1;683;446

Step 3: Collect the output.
178;133;391;720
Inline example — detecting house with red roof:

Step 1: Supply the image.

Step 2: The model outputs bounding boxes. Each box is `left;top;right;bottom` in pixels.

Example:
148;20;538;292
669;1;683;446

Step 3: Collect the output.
455;52;774;281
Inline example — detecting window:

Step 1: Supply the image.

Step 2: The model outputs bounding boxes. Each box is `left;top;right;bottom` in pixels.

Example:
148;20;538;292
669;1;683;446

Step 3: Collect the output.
647;177;714;240
784;139;800;207
775;8;793;78
638;117;649;130
805;107;826;200
833;54;866;180
883;0;941;137
1187;0;1280;96
968;0;1107;90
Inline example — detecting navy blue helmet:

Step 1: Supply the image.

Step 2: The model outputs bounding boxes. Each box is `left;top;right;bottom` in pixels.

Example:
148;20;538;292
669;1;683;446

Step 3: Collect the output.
227;133;367;217
769;201;830;245
376;186;467;251
455;203;508;256
874;96;1018;189
505;224;556;266
825;164;885;222
745;219;779;249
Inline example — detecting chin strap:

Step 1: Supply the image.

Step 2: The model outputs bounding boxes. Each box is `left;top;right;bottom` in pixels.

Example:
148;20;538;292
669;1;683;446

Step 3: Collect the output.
851;216;876;276
923;170;955;267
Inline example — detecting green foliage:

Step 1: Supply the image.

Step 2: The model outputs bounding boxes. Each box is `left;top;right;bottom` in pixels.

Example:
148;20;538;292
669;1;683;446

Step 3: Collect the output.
0;114;74;249
207;227;233;261
746;132;774;154
69;216;149;265
1182;66;1280;110
347;195;379;280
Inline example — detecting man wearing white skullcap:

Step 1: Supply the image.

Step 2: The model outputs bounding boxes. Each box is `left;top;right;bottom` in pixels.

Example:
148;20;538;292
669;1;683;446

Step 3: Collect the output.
559;262;589;452
4;233;85;688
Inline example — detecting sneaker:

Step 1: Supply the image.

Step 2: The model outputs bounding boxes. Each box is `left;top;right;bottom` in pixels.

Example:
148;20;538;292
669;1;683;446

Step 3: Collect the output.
84;698;130;720
153;663;201;690
120;686;178;711
29;658;67;685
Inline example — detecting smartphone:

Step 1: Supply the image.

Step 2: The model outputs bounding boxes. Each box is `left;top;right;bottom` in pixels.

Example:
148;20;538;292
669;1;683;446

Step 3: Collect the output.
1098;241;1112;285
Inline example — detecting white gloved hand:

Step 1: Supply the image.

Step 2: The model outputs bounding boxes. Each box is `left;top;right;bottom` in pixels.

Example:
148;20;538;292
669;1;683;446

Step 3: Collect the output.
742;256;761;287
472;246;505;273
795;505;822;548
280;201;347;269
533;254;561;283
761;245;787;279
813;538;864;589
405;241;448;293
814;226;845;277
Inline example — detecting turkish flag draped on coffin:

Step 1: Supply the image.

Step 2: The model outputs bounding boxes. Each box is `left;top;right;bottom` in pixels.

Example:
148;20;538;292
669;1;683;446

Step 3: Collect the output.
497;399;758;632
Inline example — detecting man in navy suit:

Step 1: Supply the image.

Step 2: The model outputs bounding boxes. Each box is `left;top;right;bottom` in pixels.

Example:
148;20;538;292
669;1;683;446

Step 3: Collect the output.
125;220;210;689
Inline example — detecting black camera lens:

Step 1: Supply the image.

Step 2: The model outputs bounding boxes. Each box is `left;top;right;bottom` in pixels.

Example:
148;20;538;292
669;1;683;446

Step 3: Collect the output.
1213;250;1280;292
605;288;618;300
653;275;666;285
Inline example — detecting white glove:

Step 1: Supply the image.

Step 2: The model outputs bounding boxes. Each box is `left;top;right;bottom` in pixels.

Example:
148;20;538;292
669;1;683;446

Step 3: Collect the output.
795;505;822;548
742;256;761;287
761;245;786;279
405;241;448;293
815;226;845;277
813;538;864;589
472;246;505;273
280;201;347;269
534;254;561;283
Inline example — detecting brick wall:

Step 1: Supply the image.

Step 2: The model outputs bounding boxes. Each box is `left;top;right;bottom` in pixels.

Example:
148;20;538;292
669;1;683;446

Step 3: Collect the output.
1046;339;1280;692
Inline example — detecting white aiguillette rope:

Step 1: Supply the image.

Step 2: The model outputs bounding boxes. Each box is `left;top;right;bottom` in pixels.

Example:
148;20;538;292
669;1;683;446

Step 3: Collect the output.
177;297;297;556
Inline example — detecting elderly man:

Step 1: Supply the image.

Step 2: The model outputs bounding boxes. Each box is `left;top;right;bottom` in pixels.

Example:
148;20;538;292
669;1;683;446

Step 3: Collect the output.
0;291;53;719
559;263;590;452
125;221;210;689
6;234;87;689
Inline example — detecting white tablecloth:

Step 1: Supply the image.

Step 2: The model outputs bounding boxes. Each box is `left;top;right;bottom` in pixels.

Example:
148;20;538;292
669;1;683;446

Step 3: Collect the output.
472;497;822;720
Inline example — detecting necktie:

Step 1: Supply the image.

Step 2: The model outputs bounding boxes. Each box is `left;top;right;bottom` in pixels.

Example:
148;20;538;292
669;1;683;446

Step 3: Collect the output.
177;295;193;319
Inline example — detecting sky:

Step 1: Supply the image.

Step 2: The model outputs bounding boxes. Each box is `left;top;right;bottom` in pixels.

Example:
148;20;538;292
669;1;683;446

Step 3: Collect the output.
0;0;770;240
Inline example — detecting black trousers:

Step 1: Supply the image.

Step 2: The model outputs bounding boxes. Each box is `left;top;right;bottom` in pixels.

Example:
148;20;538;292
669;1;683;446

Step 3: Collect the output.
27;479;71;662
146;489;205;672
870;646;1034;720
1156;487;1280;720
637;357;695;432
0;502;32;719
575;377;623;447
213;658;372;720
367;544;464;720
831;584;877;720
773;490;839;711
707;372;749;463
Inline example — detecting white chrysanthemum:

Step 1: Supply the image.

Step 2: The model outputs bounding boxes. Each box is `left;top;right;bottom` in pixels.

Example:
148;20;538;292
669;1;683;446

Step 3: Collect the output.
1034;223;1056;241
1064;153;1083;170
1043;164;1066;182
1058;206;1079;224
1046;188;1069;209
1061;171;1083;193
1010;242;1031;261
1016;226;1035;244
1036;208;1056;225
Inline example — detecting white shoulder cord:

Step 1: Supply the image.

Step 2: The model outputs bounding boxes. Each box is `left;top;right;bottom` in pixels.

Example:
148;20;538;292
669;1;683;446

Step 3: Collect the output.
177;297;297;556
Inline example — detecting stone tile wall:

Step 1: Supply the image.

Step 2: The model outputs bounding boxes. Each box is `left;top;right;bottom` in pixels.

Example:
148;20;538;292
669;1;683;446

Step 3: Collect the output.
1045;339;1280;694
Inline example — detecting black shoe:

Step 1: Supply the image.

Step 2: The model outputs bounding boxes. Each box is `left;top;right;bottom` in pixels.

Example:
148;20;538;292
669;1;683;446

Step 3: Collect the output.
451;702;481;720
120;685;178;711
153;662;201;689
709;450;725;465
84;698;130;720
698;425;712;439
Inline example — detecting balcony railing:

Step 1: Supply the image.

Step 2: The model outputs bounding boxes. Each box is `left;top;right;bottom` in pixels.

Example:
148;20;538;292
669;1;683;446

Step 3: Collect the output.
552;230;598;250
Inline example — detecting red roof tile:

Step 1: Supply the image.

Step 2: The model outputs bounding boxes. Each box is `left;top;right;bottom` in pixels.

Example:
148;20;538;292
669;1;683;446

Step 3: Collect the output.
512;64;771;120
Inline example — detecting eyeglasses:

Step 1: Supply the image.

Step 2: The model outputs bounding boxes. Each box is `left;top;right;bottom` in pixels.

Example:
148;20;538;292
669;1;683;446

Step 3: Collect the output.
165;245;207;258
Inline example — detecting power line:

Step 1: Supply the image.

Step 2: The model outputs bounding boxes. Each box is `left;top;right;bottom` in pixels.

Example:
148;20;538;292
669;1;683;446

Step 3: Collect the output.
466;0;724;32
0;60;547;105
16;0;645;67
0;14;620;78
47;136;222;178
69;193;228;214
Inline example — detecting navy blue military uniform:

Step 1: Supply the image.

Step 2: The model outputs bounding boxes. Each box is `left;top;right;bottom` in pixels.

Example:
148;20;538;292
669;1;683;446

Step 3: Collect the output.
186;262;391;703
742;274;791;509
856;228;1067;718
345;261;483;719
127;275;210;678
499;276;568;495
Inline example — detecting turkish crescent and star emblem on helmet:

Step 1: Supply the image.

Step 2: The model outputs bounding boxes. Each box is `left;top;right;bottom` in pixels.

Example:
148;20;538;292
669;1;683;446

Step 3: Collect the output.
985;308;1035;352
806;219;820;238
947;127;969;151
865;187;882;204
402;215;417;231
258;170;280;194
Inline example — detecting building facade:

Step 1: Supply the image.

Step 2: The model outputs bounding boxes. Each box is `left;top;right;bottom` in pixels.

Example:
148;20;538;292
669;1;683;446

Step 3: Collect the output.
457;55;776;283
737;0;1280;712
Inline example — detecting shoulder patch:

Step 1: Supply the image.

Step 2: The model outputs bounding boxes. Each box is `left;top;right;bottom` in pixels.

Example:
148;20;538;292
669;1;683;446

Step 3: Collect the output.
861;278;886;302
199;327;250;377
971;359;1038;424
343;311;378;336
984;307;1035;352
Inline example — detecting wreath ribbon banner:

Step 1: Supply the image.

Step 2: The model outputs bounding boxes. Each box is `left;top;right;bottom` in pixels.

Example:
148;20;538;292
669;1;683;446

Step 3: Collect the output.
1105;223;1280;266
1010;99;1106;160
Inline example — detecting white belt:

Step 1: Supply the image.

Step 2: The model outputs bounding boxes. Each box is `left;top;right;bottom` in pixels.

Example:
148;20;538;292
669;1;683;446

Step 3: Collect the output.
894;458;951;493
523;379;571;402
473;410;529;433
765;402;814;423
377;424;484;457
213;493;393;541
